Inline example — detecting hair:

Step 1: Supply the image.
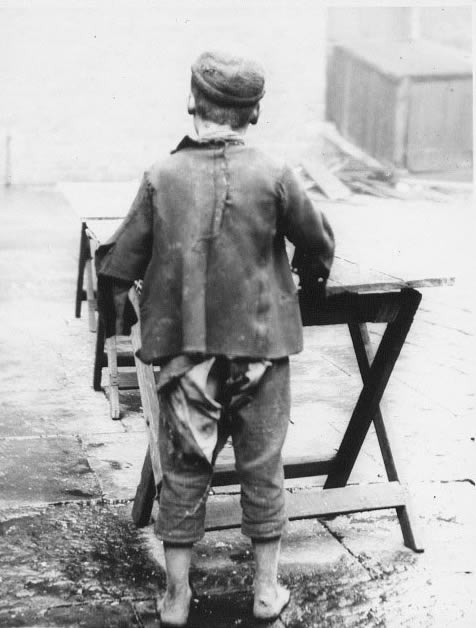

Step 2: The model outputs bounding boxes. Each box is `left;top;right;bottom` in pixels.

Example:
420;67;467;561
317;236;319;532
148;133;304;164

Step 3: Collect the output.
191;79;257;130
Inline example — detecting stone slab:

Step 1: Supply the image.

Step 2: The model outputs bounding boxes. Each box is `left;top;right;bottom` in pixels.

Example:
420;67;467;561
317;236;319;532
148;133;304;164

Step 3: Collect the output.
81;432;149;501
323;481;476;625
0;390;124;439
0;437;102;507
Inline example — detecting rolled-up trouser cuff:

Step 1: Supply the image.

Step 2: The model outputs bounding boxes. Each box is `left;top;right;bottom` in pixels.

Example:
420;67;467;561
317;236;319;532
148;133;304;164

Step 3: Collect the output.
163;541;195;549
155;468;211;544
241;511;287;540
251;535;282;544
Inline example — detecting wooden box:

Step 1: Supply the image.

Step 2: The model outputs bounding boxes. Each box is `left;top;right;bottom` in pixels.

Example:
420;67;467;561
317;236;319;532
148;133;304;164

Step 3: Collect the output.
326;40;473;172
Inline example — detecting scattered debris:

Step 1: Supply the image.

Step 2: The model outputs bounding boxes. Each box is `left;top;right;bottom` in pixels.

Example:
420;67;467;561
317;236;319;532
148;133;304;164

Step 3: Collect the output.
332;156;402;199
299;124;473;202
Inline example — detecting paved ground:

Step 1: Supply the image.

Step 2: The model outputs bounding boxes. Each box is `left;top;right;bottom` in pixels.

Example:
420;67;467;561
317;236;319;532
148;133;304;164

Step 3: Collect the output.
0;184;475;627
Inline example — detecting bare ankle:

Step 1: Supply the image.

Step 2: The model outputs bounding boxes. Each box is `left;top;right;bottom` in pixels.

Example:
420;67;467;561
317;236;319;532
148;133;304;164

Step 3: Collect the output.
167;581;191;596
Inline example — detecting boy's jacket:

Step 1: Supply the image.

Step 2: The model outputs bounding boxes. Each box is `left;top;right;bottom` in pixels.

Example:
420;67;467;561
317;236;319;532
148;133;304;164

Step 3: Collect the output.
96;136;334;364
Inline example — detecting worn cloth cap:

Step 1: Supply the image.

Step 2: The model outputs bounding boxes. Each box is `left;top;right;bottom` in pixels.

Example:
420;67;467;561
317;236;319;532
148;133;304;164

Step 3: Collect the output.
191;50;265;108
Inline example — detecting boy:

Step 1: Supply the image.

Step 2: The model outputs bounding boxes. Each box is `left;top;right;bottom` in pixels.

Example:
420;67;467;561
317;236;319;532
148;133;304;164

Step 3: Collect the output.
96;50;334;626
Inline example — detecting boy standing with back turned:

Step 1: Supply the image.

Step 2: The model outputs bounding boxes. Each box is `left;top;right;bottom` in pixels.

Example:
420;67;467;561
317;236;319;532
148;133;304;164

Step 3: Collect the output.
96;50;335;626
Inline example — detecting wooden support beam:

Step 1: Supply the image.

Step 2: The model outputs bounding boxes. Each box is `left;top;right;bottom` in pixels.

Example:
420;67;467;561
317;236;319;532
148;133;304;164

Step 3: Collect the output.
300;290;403;327
213;456;336;487
75;222;88;319
105;336;120;420
298;159;352;201
205;482;408;531
97;354;137;369
132;447;156;527
129;288;162;527
93;316;105;391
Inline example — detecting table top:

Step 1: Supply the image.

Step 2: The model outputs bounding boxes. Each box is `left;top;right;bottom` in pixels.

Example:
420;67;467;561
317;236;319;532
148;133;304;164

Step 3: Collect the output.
68;182;456;294
58;180;140;220
311;193;457;293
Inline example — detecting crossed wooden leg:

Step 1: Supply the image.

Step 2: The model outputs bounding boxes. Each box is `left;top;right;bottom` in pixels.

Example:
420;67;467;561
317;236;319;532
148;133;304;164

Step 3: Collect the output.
325;288;423;551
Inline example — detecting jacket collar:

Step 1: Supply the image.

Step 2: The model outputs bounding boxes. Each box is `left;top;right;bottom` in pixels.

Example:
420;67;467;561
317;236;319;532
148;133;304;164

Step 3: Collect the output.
171;134;245;154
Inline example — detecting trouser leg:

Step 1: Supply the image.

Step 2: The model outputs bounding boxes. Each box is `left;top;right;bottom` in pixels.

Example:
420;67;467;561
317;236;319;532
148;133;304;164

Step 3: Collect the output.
231;358;290;540
155;359;222;544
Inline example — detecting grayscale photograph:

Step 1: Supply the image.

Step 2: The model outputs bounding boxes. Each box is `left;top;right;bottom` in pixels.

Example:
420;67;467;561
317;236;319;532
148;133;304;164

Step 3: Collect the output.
0;1;474;626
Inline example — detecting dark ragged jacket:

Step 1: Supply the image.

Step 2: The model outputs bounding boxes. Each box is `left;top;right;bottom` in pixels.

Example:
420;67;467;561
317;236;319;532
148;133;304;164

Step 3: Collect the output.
96;136;334;364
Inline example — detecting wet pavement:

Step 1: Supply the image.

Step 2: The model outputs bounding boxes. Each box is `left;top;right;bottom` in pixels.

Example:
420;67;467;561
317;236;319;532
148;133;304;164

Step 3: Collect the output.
0;184;475;627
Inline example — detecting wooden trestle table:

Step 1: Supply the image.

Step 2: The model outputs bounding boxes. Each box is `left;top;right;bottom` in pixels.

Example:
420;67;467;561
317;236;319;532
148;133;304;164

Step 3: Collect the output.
59;181;138;419
62;182;454;551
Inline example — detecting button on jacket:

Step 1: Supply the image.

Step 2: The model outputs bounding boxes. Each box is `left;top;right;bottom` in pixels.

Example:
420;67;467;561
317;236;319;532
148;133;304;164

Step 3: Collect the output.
96;136;334;364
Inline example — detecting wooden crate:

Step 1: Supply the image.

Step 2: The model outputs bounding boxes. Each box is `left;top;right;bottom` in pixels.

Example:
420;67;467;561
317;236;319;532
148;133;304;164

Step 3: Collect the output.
326;40;472;172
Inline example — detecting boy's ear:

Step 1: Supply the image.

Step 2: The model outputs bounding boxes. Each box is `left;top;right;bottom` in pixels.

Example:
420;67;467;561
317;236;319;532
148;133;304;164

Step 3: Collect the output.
187;92;196;115
249;103;260;125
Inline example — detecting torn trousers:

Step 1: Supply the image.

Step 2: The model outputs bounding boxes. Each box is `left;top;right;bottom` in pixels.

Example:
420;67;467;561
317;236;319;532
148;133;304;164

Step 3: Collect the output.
155;356;290;544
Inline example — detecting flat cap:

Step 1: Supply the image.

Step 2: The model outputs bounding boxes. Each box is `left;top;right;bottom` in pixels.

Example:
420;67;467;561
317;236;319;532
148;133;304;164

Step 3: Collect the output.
191;50;265;108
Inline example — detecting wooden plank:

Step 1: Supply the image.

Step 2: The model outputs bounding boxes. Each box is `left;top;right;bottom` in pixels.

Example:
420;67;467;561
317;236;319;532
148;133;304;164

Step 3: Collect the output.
204;482;408;531
329;256;407;291
330;276;455;294
300;290;403;327
96;352;138;369
85;258;96;332
213;456;336;487
105;336;120;420
115;369;159;390
398;177;473;191
321;122;386;171
328;256;454;295
129;288;162;499
116;370;139;390
93;317;105;391
132;447;157;528
299;158;352;201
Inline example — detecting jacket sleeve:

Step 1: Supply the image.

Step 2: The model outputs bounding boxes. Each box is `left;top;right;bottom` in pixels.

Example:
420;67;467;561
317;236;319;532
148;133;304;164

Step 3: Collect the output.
95;174;153;337
278;165;335;282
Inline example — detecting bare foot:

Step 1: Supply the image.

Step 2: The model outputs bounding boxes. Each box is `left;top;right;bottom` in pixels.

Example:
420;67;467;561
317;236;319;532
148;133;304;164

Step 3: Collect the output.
253;583;290;621
157;584;192;627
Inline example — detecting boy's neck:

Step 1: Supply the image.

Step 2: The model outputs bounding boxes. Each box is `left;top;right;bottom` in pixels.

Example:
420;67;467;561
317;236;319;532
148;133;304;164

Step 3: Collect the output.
194;117;247;140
